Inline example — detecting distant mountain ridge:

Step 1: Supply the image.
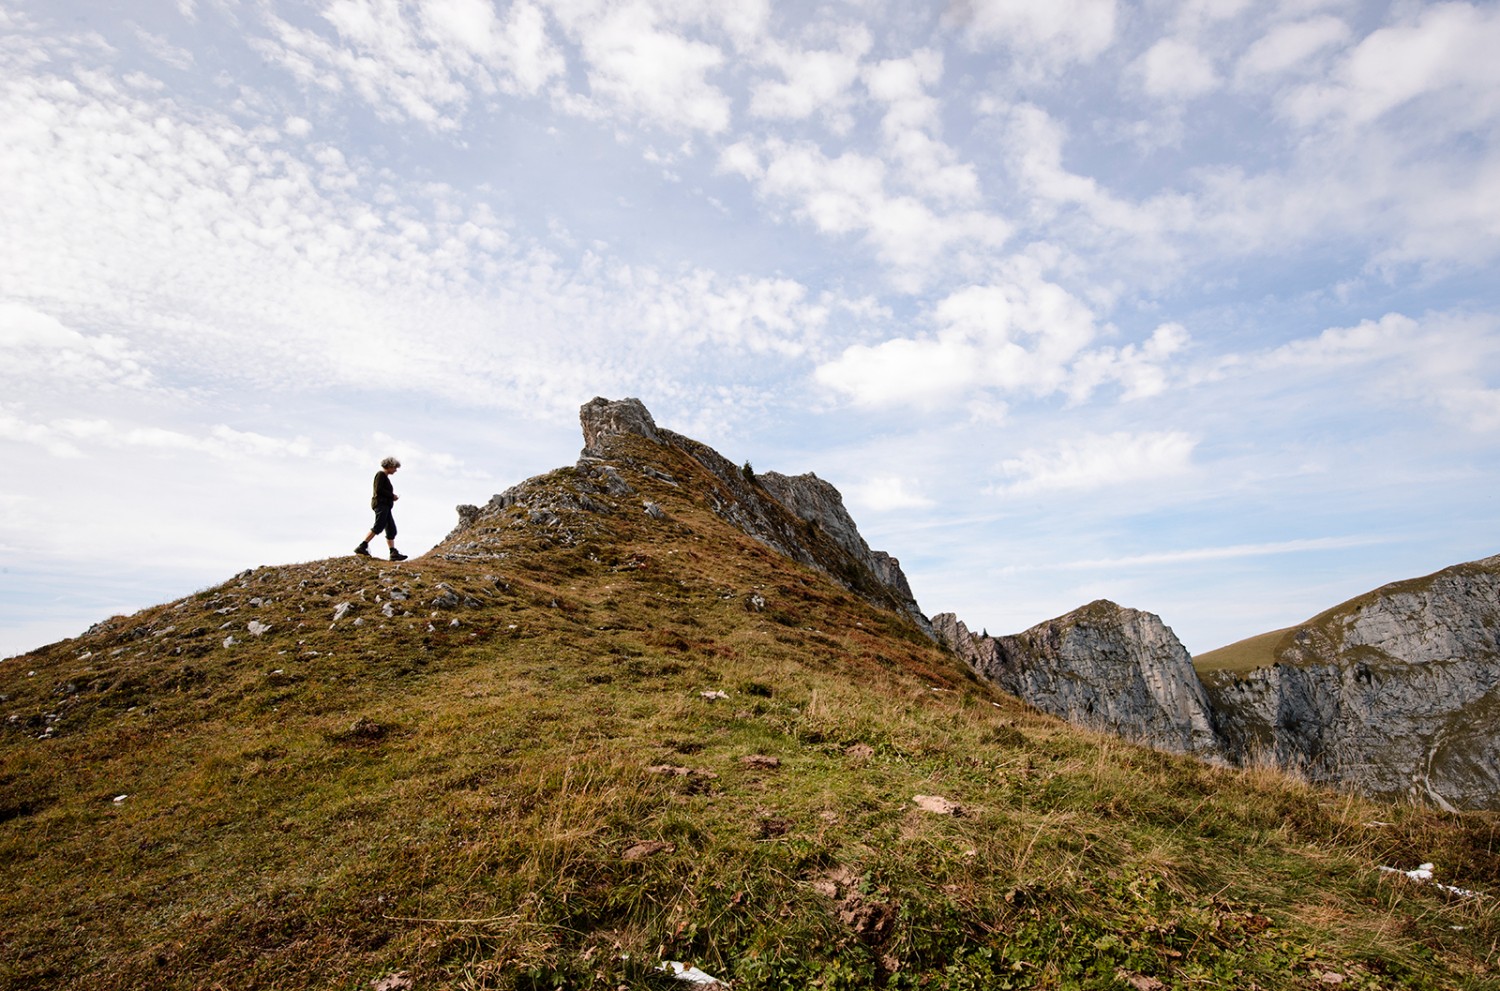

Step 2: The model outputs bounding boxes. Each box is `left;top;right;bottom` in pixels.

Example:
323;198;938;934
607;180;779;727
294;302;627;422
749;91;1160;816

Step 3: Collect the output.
939;557;1500;810
1198;555;1500;811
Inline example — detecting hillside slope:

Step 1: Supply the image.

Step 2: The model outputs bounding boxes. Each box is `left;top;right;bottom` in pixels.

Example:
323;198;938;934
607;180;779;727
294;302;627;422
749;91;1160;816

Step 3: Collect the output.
2;400;1496;990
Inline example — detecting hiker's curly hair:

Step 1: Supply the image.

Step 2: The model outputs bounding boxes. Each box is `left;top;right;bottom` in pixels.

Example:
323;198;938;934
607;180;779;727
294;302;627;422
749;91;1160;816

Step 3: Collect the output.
380;456;401;469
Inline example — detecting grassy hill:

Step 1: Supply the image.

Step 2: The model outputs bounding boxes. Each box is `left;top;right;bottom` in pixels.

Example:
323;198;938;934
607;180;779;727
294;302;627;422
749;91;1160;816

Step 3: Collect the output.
3;431;1497;990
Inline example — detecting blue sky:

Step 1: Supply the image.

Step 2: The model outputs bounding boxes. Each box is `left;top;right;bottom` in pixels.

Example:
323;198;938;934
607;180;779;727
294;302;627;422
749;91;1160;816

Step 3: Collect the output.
3;0;1498;659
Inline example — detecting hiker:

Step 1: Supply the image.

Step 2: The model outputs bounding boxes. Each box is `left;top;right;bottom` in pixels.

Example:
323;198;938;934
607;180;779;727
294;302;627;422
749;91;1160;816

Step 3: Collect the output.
355;457;408;561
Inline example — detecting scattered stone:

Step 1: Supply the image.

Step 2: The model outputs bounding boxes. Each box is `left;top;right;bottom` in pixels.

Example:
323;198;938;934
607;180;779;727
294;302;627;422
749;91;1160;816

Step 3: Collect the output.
700;690;728;701
333;602;353;621
370;972;412;991
913;794;962;816
247;621;271;636
222;636;236;649
844;743;875;760
622;840;675;861
741;754;780;769
646;765;718;780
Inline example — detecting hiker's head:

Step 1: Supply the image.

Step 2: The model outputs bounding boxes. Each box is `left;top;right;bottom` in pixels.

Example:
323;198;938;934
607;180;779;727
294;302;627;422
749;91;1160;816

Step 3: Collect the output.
380;456;401;472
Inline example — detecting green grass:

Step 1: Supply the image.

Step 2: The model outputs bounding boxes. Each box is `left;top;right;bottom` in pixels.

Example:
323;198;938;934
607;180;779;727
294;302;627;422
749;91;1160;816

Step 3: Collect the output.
1192;628;1295;674
3;436;1497;989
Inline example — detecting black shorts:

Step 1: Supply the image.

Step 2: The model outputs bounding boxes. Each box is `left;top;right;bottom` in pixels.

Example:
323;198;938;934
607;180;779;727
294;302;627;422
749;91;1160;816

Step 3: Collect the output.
371;506;397;539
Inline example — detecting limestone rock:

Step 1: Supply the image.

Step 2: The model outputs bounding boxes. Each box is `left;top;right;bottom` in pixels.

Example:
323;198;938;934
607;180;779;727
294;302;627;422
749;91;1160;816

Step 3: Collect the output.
934;602;1223;759
1200;554;1500;810
579;395;660;455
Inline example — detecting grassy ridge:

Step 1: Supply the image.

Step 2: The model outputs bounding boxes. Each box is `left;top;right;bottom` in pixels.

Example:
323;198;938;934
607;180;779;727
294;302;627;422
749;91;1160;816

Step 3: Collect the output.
3;437;1497;989
1192;628;1294;674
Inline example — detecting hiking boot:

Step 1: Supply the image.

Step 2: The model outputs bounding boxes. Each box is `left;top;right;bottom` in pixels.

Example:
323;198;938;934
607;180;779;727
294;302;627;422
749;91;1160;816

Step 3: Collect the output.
389;549;408;561
354;542;371;556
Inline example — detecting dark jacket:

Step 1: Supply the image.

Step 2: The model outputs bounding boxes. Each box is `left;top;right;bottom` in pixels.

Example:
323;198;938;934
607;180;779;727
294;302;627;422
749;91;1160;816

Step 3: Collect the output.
371;471;395;510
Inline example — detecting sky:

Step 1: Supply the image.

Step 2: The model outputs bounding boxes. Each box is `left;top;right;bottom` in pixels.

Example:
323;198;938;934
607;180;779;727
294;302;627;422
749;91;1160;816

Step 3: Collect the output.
3;0;1498;660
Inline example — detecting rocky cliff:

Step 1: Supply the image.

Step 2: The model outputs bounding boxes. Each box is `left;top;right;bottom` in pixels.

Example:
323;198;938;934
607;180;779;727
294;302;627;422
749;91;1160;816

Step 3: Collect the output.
1197;555;1500;811
447;397;933;637
933;602;1223;759
940;556;1500;810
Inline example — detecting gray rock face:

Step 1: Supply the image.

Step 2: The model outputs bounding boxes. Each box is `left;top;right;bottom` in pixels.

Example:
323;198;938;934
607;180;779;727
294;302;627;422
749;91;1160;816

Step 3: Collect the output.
940;555;1500;809
1200;555;1500;810
757;471;929;635
579;396;661;455
933;603;1222;758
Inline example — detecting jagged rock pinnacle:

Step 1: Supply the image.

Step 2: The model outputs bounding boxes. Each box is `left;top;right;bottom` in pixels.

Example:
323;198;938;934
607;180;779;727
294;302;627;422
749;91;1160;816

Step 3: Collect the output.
580;396;661;457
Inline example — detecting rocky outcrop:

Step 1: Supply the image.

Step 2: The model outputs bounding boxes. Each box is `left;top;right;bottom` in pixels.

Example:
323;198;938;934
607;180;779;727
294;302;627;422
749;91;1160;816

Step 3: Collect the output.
757;471;929;635
1199;555;1500;811
448;397;933;638
941;556;1500;809
934;603;1222;758
579;395;662;454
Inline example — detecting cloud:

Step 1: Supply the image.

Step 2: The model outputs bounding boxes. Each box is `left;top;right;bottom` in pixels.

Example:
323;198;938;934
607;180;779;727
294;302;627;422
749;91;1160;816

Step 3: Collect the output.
991;430;1198;496
1207;311;1500;433
0;42;846;421
847;475;935;512
864;48;980;206
1010;535;1392;572
569;1;731;133
1000;103;1195;261
253;0;565;129
717;137;1008;288
1135;37;1220;100
1235;15;1350;84
1066;322;1190;403
955;0;1118;66
749;26;869;129
0;302;154;391
1284;2;1500;127
815;271;1100;408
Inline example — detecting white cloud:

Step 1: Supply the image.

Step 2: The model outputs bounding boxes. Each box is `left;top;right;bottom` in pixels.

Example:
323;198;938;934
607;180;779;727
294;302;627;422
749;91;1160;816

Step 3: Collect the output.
252;0;565;129
555;0;733;132
864;48;979;206
1284;2;1500;126
0;302;154;391
1136;37;1220;100
956;0;1118;65
1261;312;1417;367
0;41;844;424
1207;311;1500;433
723;137;1008;288
749;27;869;128
1067;322;1190;403
1026;535;1391;571
815;264;1110;408
992;430;1198;496
1235;15;1349;83
1002;104;1195;255
848;475;935;512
